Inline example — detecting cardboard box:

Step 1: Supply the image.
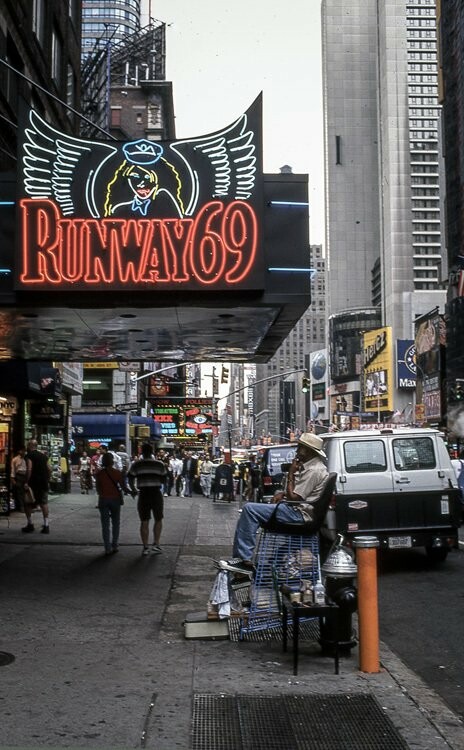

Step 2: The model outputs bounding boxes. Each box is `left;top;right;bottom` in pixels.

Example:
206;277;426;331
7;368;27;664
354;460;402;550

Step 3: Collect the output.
183;611;230;640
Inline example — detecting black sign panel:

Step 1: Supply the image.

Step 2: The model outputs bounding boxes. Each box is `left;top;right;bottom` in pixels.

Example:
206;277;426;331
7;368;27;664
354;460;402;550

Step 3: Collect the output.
30;401;65;427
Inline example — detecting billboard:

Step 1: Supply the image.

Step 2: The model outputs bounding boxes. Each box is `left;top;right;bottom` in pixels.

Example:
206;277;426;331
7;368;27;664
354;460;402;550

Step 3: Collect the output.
17;98;264;292
152;398;214;438
415;313;445;422
396;340;416;389
362;327;393;413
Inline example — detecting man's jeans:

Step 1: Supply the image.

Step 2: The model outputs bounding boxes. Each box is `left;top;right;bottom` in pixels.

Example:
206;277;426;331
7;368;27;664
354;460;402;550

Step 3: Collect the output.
233;502;304;561
98;498;121;552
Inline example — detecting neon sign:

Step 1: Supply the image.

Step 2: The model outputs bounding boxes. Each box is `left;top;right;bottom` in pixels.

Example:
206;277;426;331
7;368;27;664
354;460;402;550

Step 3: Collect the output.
17;98;263;291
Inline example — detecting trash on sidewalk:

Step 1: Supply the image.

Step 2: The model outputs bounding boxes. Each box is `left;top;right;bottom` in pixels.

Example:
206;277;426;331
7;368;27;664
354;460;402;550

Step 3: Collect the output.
183;567;249;640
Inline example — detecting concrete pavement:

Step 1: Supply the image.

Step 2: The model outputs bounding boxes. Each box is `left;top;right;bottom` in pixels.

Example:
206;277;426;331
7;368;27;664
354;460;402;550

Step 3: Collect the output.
0;482;463;749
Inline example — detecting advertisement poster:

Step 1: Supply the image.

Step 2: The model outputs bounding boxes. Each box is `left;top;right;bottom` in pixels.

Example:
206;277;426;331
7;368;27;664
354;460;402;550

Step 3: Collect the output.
363;327;393;413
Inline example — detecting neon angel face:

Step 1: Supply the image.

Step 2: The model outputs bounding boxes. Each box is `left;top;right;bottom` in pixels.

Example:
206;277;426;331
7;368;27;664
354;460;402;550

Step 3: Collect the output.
126;165;158;201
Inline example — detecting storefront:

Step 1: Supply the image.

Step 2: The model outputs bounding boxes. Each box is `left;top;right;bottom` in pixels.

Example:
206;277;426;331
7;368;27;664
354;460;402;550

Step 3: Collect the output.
71;413;161;456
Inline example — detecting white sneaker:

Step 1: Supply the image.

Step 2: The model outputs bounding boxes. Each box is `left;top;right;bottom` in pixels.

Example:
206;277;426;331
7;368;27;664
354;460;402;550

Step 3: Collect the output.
142;547;149;556
151;544;162;554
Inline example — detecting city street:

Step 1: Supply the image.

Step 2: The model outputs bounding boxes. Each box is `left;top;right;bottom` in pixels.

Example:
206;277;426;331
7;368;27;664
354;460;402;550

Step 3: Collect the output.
1;484;464;749
378;543;464;720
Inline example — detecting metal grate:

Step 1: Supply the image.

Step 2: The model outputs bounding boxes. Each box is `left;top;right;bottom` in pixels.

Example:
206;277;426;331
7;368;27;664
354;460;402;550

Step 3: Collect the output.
192;693;409;750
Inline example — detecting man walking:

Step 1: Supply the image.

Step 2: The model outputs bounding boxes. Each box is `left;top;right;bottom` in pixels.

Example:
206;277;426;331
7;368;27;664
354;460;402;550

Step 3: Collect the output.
199;453;214;498
23;439;52;534
128;443;167;556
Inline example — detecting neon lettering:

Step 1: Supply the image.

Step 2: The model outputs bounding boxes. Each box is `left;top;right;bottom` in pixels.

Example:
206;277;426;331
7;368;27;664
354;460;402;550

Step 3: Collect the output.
19;199;258;288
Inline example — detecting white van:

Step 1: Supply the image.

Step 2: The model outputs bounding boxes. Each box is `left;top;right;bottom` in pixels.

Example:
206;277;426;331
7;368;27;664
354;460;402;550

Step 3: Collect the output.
321;427;461;563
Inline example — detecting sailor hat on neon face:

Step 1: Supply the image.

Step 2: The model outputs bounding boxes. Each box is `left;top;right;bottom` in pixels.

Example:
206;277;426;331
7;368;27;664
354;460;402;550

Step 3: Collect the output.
123;139;163;166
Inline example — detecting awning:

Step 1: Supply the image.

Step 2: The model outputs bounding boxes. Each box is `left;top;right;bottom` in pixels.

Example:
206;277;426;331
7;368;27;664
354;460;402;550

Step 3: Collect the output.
72;413;161;440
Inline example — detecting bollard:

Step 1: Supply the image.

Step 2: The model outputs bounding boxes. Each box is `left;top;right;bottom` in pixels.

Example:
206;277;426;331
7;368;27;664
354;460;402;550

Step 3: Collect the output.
353;536;380;673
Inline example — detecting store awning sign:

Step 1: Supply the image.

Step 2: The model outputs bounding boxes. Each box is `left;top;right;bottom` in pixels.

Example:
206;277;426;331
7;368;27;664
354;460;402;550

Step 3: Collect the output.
17;97;263;292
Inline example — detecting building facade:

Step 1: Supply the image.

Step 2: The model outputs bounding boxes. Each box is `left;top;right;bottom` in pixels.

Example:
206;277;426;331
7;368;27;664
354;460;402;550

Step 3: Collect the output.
438;0;464;441
322;0;447;420
0;0;82;171
254;244;326;442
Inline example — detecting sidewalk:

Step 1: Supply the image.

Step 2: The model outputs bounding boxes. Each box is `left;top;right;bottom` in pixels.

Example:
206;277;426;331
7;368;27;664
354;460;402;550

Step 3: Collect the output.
0;485;463;749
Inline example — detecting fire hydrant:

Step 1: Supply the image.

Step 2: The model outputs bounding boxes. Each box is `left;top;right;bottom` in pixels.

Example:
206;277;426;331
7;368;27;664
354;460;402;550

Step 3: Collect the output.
320;538;358;655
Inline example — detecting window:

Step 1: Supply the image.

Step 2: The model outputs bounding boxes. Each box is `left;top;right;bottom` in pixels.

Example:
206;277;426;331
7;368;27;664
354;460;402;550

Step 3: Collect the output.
66;64;75;110
33;0;45;44
392;438;435;471
343;440;387;473
111;107;122;127
82;370;114;406
51;27;62;86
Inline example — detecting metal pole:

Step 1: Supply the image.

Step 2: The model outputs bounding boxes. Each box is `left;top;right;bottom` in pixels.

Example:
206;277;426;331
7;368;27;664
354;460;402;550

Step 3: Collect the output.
353;536;380;673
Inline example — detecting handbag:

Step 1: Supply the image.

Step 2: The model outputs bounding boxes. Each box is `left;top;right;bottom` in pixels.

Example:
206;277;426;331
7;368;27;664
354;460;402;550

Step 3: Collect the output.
24;486;36;506
104;469;124;505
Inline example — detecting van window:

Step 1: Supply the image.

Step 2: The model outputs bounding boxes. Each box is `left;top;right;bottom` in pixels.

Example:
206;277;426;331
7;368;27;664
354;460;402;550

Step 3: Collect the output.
343;440;387;473
392;437;436;471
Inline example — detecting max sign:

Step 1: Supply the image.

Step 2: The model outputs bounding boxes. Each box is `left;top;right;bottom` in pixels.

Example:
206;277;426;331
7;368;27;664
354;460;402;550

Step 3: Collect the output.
17;98;263;291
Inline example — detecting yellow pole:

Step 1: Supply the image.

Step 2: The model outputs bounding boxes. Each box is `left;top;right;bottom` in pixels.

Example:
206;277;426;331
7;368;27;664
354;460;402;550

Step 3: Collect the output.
354;536;380;673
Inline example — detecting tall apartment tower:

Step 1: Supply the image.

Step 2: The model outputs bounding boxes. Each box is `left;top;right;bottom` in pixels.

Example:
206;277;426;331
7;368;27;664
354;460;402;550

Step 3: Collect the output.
82;0;141;52
254;245;326;442
322;0;447;413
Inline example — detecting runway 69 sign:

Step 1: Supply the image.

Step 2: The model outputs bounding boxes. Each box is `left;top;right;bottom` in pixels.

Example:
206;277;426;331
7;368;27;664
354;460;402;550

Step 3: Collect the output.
17;97;264;291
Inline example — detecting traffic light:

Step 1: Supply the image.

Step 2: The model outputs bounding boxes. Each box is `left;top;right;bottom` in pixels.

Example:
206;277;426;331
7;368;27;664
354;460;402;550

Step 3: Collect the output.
450;379;464;402
221;366;229;384
302;376;311;393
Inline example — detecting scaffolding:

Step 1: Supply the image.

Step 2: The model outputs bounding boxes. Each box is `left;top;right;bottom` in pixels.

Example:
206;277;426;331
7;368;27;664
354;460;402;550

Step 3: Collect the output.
80;20;166;139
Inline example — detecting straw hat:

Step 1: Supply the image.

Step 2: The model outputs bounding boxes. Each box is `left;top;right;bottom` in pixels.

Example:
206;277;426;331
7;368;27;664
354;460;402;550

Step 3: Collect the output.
297;432;326;459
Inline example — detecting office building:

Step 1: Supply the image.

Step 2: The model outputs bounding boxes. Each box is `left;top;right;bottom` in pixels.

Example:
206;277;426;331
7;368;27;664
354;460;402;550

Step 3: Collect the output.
81;0;141;52
438;0;464;435
322;0;447;418
254;245;326;442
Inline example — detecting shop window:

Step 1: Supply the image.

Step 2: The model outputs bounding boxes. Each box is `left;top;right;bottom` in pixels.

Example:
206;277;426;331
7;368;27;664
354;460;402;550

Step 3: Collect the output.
82;370;113;406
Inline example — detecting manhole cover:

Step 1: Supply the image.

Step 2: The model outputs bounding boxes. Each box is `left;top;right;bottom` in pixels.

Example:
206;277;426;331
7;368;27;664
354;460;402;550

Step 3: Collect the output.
0;652;15;667
192;693;409;749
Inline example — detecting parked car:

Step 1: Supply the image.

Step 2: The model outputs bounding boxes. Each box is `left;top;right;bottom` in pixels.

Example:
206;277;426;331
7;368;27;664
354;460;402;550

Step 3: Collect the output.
320;427;461;563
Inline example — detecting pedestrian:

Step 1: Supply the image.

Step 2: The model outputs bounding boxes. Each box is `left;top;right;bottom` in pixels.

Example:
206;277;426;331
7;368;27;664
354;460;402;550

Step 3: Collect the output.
78;451;92;494
452;448;464;513
95;451;124;556
199;454;214;498
116;443;131;491
163;454;174;496
90;448;102;477
171;454;183;496
218;433;328;575
181;451;197;497
23;439;52;534
10;445;27;512
128;442;166;556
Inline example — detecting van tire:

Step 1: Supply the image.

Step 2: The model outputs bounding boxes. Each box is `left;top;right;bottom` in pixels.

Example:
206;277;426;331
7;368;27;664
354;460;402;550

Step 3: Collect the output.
425;546;449;563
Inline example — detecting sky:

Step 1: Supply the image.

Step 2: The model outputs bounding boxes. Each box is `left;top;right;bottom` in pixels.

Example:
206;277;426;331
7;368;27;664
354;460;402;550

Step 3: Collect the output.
141;0;325;245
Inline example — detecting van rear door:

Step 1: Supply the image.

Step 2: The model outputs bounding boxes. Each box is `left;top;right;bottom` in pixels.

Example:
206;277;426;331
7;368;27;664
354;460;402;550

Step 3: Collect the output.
337;437;395;533
389;434;454;528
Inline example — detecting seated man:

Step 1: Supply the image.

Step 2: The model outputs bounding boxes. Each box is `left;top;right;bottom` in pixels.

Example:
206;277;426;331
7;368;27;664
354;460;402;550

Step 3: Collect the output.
219;433;328;575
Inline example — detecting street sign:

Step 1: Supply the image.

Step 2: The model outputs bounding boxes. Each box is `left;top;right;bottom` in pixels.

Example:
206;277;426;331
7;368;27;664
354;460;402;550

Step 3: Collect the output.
116;403;138;412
